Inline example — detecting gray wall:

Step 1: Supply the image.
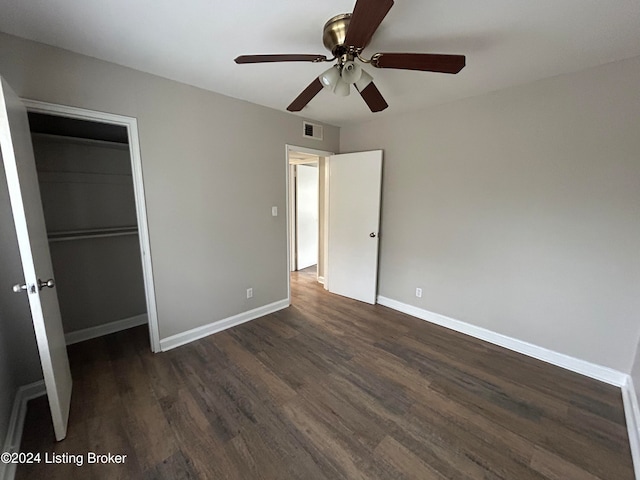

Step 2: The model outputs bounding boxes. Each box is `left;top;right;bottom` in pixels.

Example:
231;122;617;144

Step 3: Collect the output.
0;32;339;340
33;134;146;333
0;157;43;446
341;55;640;373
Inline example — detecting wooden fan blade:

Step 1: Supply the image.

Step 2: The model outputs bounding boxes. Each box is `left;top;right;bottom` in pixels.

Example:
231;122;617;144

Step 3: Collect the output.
344;0;394;50
356;82;388;112
372;53;466;73
235;54;328;64
287;78;324;112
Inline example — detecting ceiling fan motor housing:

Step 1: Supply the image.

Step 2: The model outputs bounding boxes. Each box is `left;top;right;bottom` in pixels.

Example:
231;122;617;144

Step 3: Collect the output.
322;13;360;56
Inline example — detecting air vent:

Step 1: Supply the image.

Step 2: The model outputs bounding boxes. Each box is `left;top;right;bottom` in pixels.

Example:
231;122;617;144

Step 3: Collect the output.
303;121;323;141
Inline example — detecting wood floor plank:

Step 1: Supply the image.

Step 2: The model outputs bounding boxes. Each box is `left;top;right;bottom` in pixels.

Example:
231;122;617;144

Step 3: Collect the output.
530;445;603;480
224;432;282;480
119;395;178;471
211;331;298;404
281;399;372;480
15;269;634;479
159;388;241;479
141;451;198;480
85;414;146;480
374;435;448;480
296;380;388;450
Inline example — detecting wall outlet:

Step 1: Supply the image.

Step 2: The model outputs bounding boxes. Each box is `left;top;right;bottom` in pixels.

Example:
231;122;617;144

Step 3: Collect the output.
247;288;253;299
415;287;422;298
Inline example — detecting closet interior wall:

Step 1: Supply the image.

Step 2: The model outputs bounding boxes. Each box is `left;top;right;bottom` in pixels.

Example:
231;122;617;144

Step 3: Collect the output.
30;114;147;338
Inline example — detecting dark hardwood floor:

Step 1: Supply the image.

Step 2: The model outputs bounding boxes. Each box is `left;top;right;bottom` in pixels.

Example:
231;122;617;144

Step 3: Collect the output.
17;269;634;479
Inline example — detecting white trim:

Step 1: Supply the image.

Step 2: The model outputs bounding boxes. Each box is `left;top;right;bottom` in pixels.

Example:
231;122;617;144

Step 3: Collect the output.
318;276;325;285
160;299;289;352
286;144;333;158
622;376;640;479
64;314;148;345
377;295;627;387
289;158;321;165
285;145;333;303
1;381;46;480
21;99;161;353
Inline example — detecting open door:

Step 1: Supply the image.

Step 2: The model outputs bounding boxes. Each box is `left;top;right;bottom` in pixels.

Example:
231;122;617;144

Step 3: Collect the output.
327;150;382;304
0;77;72;441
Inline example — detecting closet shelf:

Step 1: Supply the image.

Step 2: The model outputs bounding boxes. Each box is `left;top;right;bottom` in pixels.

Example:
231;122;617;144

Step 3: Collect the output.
48;226;138;242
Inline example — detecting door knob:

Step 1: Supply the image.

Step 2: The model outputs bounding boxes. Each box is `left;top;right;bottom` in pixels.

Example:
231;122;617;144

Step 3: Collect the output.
38;279;55;290
369;232;376;238
12;279;55;293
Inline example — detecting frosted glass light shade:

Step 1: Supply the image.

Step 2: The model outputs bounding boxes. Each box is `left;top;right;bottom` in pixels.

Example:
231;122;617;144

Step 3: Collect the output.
354;68;373;91
319;66;340;89
341;61;362;84
334;78;350;96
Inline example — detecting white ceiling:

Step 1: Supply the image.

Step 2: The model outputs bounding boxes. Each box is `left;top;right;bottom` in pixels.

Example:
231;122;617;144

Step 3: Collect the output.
1;1;639;127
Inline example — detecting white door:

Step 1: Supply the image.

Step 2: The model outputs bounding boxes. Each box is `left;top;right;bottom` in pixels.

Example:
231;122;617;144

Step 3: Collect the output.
295;164;319;270
0;78;72;441
327;150;382;304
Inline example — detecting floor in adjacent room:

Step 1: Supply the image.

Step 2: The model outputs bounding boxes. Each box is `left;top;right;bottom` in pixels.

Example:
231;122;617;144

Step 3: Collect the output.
17;269;634;479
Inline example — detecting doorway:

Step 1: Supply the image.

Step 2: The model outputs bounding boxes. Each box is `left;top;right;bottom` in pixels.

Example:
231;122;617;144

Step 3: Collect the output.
290;154;320;276
24;100;160;352
286;145;384;305
286;145;332;301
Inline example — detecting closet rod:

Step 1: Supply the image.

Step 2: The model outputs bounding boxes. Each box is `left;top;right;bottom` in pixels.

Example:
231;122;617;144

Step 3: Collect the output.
48;226;138;243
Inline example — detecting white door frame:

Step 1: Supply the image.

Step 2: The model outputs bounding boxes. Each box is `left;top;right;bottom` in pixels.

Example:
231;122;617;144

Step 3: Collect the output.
22;99;161;353
285;144;333;303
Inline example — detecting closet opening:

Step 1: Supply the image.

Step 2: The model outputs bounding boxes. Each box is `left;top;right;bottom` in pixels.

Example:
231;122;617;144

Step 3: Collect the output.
27;110;154;349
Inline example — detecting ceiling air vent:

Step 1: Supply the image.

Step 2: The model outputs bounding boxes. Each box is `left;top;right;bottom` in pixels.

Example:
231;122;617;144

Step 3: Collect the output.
303;121;323;141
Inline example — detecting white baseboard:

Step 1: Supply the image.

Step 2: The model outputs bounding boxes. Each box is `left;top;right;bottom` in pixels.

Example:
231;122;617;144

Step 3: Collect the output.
1;381;46;480
622;376;640;479
318;276;325;285
376;296;627;387
65;313;148;345
160;299;289;352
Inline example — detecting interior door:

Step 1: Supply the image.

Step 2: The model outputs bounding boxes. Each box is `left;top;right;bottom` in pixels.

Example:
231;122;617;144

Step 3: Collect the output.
327;150;382;304
0;77;72;441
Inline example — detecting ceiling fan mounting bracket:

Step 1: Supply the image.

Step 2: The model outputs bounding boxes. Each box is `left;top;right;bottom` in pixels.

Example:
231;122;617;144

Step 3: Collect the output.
369;53;382;66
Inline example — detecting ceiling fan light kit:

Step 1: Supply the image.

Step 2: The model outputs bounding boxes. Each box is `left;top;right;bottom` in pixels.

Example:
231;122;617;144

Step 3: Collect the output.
234;0;466;113
334;78;351;97
341;61;362;84
319;65;341;89
354;69;373;92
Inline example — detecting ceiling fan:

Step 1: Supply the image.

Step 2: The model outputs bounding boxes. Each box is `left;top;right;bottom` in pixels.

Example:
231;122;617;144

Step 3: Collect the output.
234;0;466;113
